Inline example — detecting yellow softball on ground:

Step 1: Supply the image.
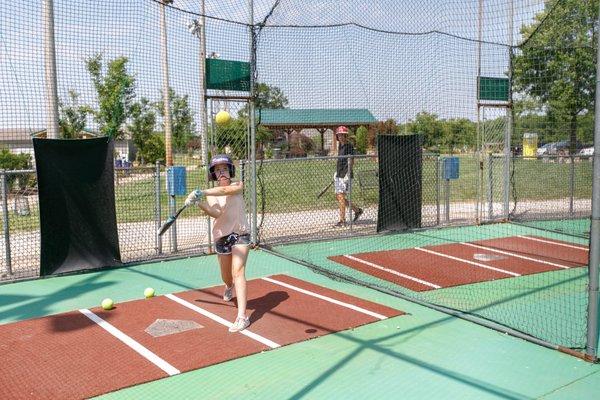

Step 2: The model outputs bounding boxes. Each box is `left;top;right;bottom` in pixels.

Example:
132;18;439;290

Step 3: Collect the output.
215;110;231;126
101;298;114;310
144;287;155;298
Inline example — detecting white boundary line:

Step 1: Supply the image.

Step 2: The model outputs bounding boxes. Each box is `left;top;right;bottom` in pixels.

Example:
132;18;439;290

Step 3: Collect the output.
262;276;389;320
165;293;280;349
517;235;589;251
79;308;180;376
461;242;571;269
342;254;441;289
415;247;520;277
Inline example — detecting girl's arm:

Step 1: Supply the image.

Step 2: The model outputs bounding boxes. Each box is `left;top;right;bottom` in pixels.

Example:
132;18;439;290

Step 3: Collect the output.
202;181;244;196
197;201;222;218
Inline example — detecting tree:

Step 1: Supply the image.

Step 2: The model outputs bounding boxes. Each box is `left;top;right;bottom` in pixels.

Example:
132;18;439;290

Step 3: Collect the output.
444;118;475;153
58;90;88;139
137;134;166;165
86;54;136;139
355;126;368;154
0;149;32;189
128;98;156;164
513;0;597;154
375;119;400;136
409;112;444;148
155;88;196;152
240;83;288;117
213;118;248;159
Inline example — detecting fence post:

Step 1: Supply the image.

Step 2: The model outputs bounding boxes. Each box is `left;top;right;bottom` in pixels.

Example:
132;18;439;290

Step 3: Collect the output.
445;177;450;223
155;162;162;255
249;1;258;245
488;153;494;221
1;170;12;275
348;155;354;232
169;192;177;253
436;156;440;226
585;0;600;361
569;156;575;216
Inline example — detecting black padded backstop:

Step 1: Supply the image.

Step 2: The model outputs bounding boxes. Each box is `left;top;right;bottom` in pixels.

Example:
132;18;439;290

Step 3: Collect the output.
33;137;121;276
377;134;423;232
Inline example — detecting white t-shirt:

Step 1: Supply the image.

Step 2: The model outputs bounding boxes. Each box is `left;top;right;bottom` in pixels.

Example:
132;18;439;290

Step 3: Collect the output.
206;190;249;241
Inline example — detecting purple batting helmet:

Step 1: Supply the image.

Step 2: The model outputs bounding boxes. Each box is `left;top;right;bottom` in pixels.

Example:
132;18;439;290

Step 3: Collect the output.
208;154;235;181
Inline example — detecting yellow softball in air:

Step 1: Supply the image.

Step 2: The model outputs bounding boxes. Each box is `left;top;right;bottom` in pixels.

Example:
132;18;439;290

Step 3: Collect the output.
215;110;231;126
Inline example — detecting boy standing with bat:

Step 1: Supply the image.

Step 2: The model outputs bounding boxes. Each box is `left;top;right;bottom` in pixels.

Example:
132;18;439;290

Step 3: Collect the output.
334;126;363;227
184;155;251;333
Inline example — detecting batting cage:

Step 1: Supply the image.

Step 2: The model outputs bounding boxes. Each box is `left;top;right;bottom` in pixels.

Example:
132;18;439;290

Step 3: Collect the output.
0;0;599;371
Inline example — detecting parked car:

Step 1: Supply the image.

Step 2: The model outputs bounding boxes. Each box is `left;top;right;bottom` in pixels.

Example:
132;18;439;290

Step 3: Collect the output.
537;141;571;156
536;143;553;156
578;147;594;156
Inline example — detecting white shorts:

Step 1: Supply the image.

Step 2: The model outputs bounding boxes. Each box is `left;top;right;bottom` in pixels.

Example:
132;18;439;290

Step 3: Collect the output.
334;174;352;194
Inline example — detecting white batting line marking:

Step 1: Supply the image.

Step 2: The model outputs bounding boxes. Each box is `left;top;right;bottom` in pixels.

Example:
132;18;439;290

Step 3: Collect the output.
342;255;441;289
461;242;571;269
415;247;520;277
262;276;388;320
165;294;280;349
517;235;589;251
79;308;180;376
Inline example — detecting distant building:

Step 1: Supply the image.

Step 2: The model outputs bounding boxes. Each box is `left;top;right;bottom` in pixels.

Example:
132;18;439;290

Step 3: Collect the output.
257;108;377;156
0;128;136;164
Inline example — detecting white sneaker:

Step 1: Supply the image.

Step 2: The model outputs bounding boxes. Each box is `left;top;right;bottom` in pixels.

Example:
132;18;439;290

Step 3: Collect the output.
223;285;234;301
228;316;250;332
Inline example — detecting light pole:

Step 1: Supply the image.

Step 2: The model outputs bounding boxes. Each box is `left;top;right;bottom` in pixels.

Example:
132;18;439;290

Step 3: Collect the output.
42;0;59;139
160;0;174;167
188;14;213;251
160;0;177;251
188;18;209;167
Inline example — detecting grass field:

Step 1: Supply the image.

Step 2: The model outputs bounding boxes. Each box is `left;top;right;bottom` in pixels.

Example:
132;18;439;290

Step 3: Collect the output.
2;154;592;233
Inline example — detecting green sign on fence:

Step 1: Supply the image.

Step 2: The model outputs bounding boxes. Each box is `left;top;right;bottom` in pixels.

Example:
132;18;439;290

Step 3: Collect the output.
478;76;509;101
206;59;250;92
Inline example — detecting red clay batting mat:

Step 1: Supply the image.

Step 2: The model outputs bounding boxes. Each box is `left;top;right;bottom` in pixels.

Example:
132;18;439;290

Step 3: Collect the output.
329;235;588;292
0;275;403;400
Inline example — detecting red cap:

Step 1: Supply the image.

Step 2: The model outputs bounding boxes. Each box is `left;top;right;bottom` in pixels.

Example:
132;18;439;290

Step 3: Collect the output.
335;126;349;135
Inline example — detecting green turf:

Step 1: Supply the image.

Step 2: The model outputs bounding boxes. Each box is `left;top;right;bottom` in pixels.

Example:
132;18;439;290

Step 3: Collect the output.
515;218;591;238
273;222;592;349
1;248;599;399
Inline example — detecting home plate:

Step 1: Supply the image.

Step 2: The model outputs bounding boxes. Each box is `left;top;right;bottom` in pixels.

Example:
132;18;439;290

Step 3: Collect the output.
473;253;507;262
145;319;204;338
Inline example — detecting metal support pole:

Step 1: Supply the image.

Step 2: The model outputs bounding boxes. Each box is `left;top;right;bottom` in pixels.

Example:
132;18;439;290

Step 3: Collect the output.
160;1;176;251
585;0;600;361
42;0;59;139
249;0;258;244
569;157;575;216
436;157;440;226
445;178;450;223
199;1;208;167
475;0;483;224
348;155;354;232
488;153;494;220
155;162;162;255
1;171;12;275
160;0;174;166
198;1;212;253
503;0;514;219
169;191;177;253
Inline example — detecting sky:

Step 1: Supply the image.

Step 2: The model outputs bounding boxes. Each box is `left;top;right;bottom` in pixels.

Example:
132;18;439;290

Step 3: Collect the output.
0;0;546;132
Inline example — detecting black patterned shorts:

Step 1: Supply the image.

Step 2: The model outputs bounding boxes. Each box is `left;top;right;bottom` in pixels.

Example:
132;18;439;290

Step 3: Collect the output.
215;233;250;255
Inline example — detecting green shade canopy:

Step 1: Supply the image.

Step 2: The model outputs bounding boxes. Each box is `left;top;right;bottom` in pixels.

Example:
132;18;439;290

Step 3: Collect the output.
257;108;377;128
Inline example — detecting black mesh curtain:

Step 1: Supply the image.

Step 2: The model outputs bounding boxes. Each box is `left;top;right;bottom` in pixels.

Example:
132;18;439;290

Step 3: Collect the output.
377;135;423;232
34;137;121;275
